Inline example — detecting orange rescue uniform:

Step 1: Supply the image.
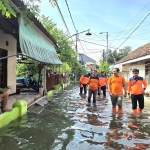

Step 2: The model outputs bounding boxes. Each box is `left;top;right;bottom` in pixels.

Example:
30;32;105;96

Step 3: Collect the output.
88;76;99;90
108;75;126;95
99;76;108;87
79;75;89;84
128;76;147;95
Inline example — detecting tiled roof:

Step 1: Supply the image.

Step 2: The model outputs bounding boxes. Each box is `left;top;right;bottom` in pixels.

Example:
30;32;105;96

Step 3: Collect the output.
116;42;150;64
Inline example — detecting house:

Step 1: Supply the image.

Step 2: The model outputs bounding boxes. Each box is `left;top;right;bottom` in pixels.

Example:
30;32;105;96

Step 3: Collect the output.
0;0;62;94
115;42;150;90
78;53;98;72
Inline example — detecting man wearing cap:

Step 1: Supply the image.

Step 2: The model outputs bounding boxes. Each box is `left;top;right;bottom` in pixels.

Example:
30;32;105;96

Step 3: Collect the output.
128;69;147;113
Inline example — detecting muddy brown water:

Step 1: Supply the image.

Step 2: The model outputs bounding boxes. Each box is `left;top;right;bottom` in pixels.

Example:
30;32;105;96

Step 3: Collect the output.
0;85;150;150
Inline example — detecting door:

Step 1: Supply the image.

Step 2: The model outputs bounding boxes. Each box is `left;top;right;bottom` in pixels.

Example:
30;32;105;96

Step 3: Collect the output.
0;49;7;88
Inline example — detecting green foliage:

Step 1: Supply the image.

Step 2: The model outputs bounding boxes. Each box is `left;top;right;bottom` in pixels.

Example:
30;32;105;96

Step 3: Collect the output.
40;15;80;71
0;0;16;18
0;0;56;24
16;59;39;79
98;60;110;74
107;46;132;64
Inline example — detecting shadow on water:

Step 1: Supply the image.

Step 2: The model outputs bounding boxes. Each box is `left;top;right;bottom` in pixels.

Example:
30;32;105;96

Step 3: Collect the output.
1;84;150;149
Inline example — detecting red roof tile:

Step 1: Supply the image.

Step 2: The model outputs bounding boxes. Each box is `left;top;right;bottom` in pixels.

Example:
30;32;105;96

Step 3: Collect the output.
116;42;150;64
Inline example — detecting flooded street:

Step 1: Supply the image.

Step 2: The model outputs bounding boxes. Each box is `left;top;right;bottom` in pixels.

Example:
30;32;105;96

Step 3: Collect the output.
1;85;150;150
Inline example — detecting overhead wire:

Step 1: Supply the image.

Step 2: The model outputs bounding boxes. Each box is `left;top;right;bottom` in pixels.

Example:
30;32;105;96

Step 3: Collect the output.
110;0;150;44
64;0;77;31
79;40;103;57
116;12;150;49
55;1;75;46
80;39;116;49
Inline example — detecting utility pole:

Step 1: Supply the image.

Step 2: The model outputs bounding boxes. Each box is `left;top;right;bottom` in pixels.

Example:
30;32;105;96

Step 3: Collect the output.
106;32;108;62
103;49;105;63
75;30;78;53
74;30;78;84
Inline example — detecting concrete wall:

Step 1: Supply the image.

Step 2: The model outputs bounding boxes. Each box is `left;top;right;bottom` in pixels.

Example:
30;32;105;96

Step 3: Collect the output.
121;61;150;93
0;30;17;94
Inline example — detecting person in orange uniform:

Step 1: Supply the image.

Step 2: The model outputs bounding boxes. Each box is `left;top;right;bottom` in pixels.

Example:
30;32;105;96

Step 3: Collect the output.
98;71;108;98
108;68;127;113
79;73;91;95
128;69;147;113
87;70;99;106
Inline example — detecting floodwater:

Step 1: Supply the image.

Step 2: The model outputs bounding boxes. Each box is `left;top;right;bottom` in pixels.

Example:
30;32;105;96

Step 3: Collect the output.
1;85;150;150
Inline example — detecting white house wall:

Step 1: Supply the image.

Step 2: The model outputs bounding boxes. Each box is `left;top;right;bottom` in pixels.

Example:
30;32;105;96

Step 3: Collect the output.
120;60;150;93
0;30;17;94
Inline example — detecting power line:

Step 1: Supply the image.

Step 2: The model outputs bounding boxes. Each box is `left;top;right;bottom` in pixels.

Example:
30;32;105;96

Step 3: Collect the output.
109;22;150;35
110;0;150;44
79;40;86;54
55;2;75;45
116;12;150;49
80;40;102;57
64;0;77;31
80;39;116;49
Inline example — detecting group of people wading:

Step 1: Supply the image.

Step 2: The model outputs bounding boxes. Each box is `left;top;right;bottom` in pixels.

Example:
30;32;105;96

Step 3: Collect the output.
79;68;147;113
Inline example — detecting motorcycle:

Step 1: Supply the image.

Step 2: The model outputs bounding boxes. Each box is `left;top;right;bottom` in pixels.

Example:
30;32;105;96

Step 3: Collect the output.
16;74;38;91
27;74;38;91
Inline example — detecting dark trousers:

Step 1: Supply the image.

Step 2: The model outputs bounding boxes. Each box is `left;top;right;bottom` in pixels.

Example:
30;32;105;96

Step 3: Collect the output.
101;86;106;97
131;94;144;109
80;84;87;94
88;89;97;103
98;86;106;97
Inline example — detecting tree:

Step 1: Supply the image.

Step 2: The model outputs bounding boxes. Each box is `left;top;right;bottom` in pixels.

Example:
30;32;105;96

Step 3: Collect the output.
107;46;132;64
98;60;110;74
0;0;57;21
40;15;79;69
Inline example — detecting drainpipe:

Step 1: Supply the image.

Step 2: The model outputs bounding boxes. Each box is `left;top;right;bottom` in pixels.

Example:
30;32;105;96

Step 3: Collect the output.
43;65;47;95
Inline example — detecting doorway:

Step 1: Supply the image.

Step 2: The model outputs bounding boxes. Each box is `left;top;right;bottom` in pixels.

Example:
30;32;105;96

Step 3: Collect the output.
0;49;7;88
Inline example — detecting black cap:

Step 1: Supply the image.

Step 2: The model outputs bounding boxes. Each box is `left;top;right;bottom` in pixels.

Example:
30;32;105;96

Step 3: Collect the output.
88;73;91;76
132;69;139;72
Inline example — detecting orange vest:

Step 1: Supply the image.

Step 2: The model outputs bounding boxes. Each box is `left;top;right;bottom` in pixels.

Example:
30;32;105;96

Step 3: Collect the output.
79;75;89;84
128;76;147;95
99;76;107;87
88;76;99;90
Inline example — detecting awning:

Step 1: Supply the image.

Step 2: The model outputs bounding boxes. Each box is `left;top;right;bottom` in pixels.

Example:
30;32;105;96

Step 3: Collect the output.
19;17;62;65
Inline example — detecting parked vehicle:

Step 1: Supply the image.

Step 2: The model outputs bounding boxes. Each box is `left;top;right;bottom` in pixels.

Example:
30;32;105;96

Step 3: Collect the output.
16;74;38;91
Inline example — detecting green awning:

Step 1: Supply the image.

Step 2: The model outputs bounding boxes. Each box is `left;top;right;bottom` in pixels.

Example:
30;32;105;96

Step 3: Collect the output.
19;17;62;65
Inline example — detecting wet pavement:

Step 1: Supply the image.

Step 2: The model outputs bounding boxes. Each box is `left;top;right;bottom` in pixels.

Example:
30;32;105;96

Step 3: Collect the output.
1;85;150;150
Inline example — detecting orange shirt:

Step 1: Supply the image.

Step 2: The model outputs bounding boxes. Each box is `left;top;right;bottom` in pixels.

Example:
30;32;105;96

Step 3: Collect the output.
88;76;99;90
79;75;89;84
128;76;147;95
99;76;107;87
108;75;126;95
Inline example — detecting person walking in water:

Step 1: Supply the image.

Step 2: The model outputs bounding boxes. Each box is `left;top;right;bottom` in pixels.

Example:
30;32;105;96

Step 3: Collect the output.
108;68;127;113
79;73;91;95
87;70;99;107
98;71;108;98
128;69;147;113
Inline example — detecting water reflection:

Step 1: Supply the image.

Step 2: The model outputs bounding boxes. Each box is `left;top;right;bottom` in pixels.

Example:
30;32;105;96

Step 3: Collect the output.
0;85;150;149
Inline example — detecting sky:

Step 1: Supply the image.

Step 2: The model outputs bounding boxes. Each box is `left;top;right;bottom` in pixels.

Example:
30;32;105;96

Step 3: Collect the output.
38;0;150;62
